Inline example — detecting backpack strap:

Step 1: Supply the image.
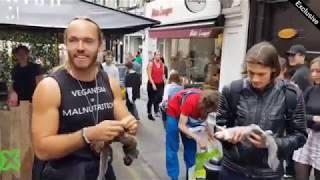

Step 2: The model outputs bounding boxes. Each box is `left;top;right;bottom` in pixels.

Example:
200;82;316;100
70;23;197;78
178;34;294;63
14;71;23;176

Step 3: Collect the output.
225;79;243;127
180;89;201;105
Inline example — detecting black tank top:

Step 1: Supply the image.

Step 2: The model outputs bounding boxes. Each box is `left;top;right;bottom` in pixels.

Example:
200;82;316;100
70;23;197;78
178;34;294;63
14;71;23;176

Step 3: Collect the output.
42;68;115;179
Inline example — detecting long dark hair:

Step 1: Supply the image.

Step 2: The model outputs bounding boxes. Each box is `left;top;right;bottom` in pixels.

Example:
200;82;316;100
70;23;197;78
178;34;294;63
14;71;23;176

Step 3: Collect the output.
242;42;280;80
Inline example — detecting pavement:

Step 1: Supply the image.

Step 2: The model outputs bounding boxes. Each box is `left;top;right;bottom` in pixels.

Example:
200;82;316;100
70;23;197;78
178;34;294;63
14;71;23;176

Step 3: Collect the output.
112;94;187;180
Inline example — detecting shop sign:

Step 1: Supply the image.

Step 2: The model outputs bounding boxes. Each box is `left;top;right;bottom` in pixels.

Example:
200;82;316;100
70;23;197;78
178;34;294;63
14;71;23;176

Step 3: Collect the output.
189;29;211;38
145;0;221;25
151;7;173;17
149;26;222;39
278;28;298;39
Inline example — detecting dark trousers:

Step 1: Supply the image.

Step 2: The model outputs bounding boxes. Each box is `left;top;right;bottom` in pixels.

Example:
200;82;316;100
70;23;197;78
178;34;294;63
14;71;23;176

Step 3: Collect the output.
147;81;164;115
219;166;281;180
126;99;139;120
285;153;295;176
166;115;197;179
40;160;116;180
32;156;46;180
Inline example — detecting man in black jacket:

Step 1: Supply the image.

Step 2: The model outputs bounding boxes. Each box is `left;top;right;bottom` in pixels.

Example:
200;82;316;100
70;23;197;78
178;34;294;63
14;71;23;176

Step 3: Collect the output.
285;44;311;178
216;42;307;180
287;44;312;92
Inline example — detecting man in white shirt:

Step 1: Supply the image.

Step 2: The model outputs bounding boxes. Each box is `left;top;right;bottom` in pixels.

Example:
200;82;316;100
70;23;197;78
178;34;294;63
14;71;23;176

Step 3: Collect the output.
101;50;120;82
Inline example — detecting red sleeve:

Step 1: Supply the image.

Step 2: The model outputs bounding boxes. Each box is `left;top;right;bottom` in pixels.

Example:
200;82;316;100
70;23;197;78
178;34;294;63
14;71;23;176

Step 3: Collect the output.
180;95;198;116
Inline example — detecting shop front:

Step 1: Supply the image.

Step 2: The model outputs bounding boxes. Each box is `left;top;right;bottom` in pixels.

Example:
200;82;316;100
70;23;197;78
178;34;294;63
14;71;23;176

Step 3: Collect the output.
248;0;320;60
144;0;223;88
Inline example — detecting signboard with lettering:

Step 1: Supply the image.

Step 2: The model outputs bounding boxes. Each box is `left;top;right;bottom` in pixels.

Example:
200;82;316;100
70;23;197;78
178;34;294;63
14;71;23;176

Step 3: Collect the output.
149;26;223;39
145;0;221;25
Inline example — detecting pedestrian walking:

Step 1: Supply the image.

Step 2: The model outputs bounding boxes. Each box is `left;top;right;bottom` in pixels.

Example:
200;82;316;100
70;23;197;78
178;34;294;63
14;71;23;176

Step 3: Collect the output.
146;51;165;120
284;44;312;178
287;44;312;91
159;70;183;127
125;61;141;120
293;57;320;180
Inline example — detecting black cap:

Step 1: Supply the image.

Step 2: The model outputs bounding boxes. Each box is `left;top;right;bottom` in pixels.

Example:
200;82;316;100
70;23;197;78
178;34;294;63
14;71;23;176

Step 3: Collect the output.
286;44;306;55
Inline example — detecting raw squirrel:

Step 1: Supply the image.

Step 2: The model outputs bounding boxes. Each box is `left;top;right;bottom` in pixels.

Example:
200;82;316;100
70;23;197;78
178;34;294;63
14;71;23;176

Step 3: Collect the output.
215;124;279;171
91;133;139;180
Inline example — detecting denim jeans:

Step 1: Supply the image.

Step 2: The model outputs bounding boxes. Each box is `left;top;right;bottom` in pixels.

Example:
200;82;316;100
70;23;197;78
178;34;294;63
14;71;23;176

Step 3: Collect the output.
166;115;197;179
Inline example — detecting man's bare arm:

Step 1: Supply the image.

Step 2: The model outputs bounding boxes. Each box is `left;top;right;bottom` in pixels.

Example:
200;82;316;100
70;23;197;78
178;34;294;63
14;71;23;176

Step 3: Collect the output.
32;77;85;160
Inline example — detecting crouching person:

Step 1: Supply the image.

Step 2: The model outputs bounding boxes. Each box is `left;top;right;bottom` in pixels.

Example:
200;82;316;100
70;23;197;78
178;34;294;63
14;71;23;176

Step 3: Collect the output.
165;88;219;180
216;42;307;180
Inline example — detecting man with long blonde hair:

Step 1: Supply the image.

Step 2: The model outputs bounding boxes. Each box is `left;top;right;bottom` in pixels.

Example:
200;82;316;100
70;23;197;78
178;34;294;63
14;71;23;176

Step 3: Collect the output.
31;17;138;179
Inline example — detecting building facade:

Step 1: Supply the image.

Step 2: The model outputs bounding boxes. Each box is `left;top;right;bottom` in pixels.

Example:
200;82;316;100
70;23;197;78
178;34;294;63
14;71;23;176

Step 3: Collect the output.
143;0;224;88
218;0;250;89
84;0;146;64
248;0;320;59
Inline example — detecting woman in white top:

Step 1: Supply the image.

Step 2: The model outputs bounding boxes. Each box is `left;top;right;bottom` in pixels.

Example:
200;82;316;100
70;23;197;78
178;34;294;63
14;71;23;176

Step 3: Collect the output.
160;70;184;127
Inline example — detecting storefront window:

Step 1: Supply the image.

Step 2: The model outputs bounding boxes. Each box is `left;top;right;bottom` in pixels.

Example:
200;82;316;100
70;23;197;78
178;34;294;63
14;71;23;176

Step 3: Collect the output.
157;36;222;87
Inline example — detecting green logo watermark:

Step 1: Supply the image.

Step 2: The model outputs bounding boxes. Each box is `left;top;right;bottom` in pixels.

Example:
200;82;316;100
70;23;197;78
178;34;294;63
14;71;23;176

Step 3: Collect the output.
0;149;20;172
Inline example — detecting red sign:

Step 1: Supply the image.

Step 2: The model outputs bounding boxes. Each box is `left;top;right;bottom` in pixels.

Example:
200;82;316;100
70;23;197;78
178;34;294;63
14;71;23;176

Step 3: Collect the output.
151;7;173;17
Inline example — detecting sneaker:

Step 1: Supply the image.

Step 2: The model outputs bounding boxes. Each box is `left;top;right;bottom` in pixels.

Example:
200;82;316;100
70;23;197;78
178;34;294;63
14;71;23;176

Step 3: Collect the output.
283;174;294;179
148;114;155;121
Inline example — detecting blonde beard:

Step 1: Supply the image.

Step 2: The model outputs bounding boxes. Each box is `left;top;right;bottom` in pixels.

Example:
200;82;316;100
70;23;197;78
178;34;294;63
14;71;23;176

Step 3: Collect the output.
51;51;99;74
64;51;98;70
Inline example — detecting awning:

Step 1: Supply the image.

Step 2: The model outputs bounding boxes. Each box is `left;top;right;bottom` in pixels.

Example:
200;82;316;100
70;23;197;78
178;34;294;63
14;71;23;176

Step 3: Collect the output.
149;22;223;39
0;0;159;34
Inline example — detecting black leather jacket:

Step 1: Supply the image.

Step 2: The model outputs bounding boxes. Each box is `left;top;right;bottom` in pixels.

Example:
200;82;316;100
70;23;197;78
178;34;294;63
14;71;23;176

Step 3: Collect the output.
217;79;307;178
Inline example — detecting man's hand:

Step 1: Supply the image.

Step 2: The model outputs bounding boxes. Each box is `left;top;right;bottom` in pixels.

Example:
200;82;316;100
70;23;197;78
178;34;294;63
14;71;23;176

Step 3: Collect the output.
248;132;267;148
86;120;124;142
121;115;138;135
